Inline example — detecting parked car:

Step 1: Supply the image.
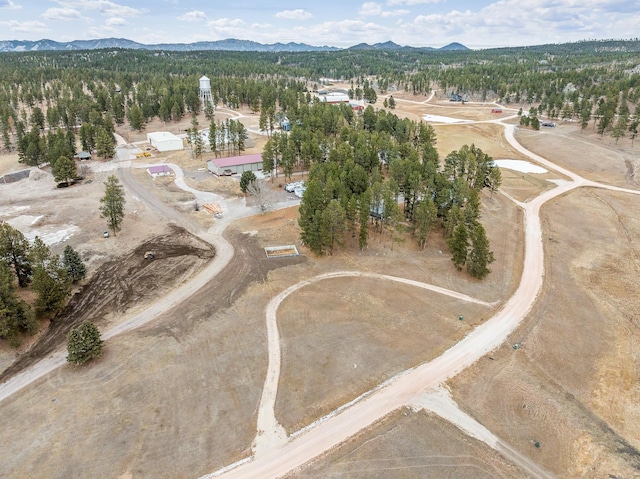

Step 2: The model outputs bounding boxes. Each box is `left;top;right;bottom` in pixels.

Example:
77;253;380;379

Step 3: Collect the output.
103;230;109;238
285;181;303;192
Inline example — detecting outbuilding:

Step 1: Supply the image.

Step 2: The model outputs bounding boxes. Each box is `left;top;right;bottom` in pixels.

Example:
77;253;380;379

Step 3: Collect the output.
75;151;92;160
207;153;263;176
147;164;172;178
318;92;350;104
146;132;184;152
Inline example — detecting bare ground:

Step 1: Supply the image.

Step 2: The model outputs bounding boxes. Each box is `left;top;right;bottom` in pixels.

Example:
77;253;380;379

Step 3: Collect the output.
0;227;304;479
292;408;535;478
1;96;639;479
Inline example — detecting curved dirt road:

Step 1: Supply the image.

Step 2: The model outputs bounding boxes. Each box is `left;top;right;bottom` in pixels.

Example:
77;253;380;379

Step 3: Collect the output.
252;271;496;457
210;122;640;479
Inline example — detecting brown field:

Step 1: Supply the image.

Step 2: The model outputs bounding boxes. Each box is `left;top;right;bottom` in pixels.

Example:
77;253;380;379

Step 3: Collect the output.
1;90;639;479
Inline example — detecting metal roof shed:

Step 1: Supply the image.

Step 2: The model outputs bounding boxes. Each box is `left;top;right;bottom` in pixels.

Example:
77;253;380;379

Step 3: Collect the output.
147;132;184;152
207;154;263;176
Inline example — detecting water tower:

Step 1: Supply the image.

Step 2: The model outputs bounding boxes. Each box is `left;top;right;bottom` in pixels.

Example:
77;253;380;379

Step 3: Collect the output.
199;75;214;109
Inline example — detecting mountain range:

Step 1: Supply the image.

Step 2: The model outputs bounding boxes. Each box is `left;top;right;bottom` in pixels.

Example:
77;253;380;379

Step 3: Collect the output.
0;38;469;53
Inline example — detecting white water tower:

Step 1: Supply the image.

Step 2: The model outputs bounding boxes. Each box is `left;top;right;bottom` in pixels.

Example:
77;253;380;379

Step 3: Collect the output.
199;75;214;109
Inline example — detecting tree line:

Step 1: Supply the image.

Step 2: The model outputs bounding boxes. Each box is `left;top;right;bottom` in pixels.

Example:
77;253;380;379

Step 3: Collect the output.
293;104;501;278
1;40;639;155
0;222;86;346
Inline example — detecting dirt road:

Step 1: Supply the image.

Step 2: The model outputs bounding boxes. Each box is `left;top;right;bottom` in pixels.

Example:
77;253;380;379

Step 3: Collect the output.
210;122;640;479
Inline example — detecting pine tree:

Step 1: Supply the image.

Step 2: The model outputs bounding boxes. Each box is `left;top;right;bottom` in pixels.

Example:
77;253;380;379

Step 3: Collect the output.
448;222;469;271
0;221;32;287
29;236;50;269
52;155;77;184
413;198;437;249
0;262;34;346
467;223;495;279
320;199;346;254
99;175;126;236
63;245;86;283
66;321;103;365
95;127;115;159
239;171;257;194
32;255;71;316
128;104;145;131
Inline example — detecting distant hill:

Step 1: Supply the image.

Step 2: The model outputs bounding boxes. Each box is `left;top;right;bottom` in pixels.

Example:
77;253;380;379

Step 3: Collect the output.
0;37;470;53
0;37;339;53
347;41;469;51
440;42;470;51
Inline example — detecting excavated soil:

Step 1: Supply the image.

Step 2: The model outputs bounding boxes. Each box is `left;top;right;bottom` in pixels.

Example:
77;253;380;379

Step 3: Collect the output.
0;225;215;382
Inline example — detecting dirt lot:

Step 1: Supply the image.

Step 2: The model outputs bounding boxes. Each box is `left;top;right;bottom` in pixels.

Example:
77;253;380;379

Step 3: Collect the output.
1;91;639;479
295;408;535;478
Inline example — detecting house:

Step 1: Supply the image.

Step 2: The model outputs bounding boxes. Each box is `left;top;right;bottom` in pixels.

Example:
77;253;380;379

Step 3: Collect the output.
146;132;184;152
541;120;557;127
207;154;263;176
147;164;172;178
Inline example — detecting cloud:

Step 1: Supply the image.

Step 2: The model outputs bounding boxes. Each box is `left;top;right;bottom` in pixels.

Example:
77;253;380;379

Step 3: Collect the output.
42;7;84;21
360;2;383;16
177;10;206;22
54;0;145;17
0;20;49;33
0;0;21;9
360;2;408;17
387;0;442;5
206;17;247;38
275;9;313;20
105;17;126;26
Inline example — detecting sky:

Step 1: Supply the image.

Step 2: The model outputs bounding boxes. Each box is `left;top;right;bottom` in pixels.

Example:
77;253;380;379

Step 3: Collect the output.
0;0;638;49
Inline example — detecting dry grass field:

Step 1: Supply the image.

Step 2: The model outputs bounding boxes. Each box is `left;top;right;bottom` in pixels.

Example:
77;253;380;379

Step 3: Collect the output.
1;90;639;479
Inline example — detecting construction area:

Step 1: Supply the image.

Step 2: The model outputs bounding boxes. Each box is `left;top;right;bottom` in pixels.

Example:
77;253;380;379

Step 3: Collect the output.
0;88;639;479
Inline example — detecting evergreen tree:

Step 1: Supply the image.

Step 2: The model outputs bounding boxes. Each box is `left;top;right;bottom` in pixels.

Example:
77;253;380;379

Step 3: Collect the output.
467;223;495;279
0;221;32;287
239;170;257;194
32;255;71;316
320;199;346;254
66;321;103;365
298;179;326;254
128;104;145;131
29;236;50;269
413;198;437;249
208;119;219;156
95;127;115;159
52;155;77;184
99;175;126;236
448;222;468;271
62;245;87;283
358;190;371;250
261;139;275;179
0;262;34;346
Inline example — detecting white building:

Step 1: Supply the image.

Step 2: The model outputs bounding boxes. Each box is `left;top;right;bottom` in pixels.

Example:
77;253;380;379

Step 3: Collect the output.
318;92;350;104
147;132;184;152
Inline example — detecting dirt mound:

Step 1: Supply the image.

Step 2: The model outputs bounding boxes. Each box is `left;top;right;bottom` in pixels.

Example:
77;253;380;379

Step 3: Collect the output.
0;225;215;382
28;168;49;181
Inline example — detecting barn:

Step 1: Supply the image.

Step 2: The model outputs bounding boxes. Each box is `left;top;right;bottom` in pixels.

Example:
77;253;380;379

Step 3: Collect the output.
147;132;184;152
207;154;263;176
